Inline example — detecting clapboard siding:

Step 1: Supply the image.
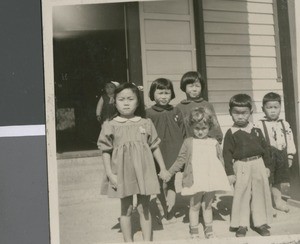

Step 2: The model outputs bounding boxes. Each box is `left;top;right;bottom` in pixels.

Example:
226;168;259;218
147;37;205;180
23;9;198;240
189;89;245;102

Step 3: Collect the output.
205;34;275;46
204;11;274;24
207;67;278;79
205;23;275;35
203;0;283;130
206;57;277;68
206;45;276;57
203;0;273;14
139;0;197;106
229;0;273;3
208;79;282;90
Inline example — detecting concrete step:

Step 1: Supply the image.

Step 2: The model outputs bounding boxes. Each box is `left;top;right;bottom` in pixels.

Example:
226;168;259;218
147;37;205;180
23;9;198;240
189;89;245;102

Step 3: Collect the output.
58;156;103;204
58;156;300;244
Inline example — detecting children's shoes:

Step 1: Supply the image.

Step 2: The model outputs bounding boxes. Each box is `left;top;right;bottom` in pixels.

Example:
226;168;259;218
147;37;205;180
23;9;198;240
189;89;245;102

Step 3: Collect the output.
189;225;199;239
190;234;200;240
254;225;270;236
235;226;247;237
204;225;215;239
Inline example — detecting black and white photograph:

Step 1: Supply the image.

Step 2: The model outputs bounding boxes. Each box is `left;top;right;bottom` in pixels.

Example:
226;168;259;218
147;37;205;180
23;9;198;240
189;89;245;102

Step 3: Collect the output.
41;0;300;243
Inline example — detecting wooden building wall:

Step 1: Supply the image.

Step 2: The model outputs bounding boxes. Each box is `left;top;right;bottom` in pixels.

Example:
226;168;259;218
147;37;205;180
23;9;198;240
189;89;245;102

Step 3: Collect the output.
139;0;197;106
139;0;284;134
203;0;283;132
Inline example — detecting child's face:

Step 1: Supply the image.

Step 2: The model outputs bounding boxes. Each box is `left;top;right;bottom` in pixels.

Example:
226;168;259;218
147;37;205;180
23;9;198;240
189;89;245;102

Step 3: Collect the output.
105;83;116;96
193;123;209;139
230;106;252;127
115;88;138;118
262;101;281;121
185;81;201;99
154;89;172;106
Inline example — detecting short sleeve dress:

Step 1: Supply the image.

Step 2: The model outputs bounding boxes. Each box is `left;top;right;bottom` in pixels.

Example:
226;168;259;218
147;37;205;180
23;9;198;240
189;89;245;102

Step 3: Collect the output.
97;116;161;198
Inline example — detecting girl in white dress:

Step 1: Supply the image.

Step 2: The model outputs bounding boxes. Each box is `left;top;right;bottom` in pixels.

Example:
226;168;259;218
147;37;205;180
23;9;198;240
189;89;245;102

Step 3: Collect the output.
167;107;231;239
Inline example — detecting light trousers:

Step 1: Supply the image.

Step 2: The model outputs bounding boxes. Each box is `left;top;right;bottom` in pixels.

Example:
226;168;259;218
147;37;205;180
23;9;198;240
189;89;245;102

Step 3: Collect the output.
231;158;273;228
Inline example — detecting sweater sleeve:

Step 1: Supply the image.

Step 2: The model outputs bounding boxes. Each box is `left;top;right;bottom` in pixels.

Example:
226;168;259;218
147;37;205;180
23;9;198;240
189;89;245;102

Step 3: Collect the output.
168;139;189;175
223;129;235;176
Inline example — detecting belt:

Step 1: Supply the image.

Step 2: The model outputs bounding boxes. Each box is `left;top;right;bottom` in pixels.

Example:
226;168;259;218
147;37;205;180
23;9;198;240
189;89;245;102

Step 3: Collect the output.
239;155;262;162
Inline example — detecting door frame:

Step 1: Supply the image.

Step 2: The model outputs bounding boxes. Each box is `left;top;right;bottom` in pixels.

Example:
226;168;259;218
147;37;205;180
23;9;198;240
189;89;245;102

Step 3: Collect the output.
193;0;208;100
276;0;300;200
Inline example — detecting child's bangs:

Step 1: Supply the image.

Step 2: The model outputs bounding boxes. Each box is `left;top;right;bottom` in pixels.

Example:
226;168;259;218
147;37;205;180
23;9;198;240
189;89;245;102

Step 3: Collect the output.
193;119;208;128
231;101;252;109
156;82;172;91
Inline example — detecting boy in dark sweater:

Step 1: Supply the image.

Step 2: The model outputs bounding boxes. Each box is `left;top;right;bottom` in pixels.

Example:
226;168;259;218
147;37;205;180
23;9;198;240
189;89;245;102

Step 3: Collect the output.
223;94;273;237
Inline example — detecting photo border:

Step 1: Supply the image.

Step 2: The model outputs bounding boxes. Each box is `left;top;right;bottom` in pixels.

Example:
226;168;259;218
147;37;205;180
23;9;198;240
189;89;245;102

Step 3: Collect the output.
41;0;300;243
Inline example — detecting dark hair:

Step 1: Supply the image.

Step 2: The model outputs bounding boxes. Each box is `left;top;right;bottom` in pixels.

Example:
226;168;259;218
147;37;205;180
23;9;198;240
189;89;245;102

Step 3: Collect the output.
262;92;281;106
180;71;205;93
189;107;213;129
149;78;175;101
229;94;252;110
114;82;146;118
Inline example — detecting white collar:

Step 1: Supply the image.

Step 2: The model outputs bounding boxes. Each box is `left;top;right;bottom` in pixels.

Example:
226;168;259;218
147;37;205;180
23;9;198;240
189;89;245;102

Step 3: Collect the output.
260;116;283;122
113;116;142;123
230;122;254;134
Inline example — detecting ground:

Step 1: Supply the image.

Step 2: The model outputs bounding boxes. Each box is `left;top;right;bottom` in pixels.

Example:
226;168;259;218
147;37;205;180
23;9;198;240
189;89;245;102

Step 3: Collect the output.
57;155;300;244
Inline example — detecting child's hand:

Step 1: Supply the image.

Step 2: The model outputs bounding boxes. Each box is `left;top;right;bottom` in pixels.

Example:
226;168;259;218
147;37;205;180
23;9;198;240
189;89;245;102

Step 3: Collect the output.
228;175;236;185
288;158;293;168
108;174;117;189
159;169;171;182
265;168;270;177
158;169;168;181
164;171;172;182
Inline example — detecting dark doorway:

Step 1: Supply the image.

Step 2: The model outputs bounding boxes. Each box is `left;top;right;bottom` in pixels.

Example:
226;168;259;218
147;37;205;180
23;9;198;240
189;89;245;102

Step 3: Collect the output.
53;3;128;152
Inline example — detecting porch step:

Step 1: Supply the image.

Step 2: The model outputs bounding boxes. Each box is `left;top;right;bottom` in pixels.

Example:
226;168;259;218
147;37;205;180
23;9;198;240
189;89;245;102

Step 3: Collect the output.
58;156;103;205
57;155;184;205
288;198;300;208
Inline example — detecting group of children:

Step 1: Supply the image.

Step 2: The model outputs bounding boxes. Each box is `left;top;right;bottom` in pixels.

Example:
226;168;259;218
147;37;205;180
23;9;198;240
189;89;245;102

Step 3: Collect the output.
97;71;296;242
